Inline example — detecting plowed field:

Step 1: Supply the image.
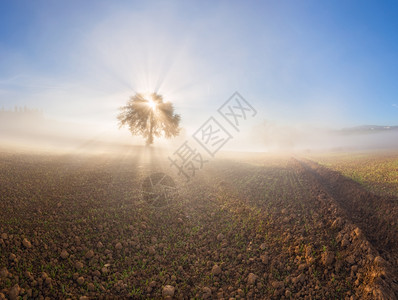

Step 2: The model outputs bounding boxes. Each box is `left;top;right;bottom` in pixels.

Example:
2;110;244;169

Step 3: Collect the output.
0;151;397;299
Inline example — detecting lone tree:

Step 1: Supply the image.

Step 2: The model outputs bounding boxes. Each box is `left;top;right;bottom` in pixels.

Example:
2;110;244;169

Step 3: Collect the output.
118;93;181;145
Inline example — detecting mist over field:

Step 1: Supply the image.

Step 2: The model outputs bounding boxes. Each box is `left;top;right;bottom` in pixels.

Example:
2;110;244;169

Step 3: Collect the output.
250;121;398;152
1;109;397;153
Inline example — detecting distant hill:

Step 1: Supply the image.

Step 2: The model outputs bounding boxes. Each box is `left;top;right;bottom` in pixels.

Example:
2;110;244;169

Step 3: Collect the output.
339;125;398;135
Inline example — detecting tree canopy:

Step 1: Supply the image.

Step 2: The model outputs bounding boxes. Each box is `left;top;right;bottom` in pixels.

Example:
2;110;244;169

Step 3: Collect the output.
117;93;181;145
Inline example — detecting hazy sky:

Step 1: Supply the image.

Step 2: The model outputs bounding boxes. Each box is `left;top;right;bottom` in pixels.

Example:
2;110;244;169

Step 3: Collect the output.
1;0;398;134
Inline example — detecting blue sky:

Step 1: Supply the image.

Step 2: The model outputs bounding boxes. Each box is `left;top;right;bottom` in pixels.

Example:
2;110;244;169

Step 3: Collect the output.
1;0;398;133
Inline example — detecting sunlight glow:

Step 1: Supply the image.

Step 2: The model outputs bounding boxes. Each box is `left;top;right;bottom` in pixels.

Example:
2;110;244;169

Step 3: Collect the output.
147;98;157;111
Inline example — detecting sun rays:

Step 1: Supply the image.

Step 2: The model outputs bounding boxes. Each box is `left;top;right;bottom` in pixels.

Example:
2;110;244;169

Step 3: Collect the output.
147;98;157;111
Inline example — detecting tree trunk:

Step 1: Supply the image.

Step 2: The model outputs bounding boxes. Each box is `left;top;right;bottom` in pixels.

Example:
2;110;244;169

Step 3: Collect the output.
146;110;154;145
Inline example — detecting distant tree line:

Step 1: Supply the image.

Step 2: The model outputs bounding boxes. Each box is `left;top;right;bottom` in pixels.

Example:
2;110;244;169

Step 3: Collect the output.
0;106;43;116
0;106;44;126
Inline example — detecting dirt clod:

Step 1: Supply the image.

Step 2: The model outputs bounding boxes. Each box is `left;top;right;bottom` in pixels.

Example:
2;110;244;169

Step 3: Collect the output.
60;249;69;259
162;285;175;298
247;273;257;285
77;276;84;285
321;250;335;266
115;242;122;250
85;250;94;259
0;268;8;278
8;284;20;300
22;238;32;248
211;265;222;276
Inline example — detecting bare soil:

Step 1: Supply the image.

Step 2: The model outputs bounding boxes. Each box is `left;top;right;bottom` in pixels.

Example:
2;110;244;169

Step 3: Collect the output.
0;152;397;299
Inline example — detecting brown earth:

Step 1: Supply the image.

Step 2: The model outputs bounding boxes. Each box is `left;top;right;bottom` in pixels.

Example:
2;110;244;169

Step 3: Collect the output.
0;152;397;299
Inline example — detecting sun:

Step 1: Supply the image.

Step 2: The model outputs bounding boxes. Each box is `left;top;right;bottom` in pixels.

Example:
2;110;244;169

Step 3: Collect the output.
147;98;157;110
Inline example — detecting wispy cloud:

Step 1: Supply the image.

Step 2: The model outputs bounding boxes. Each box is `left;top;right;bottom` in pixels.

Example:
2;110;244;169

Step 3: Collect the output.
393;104;398;109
